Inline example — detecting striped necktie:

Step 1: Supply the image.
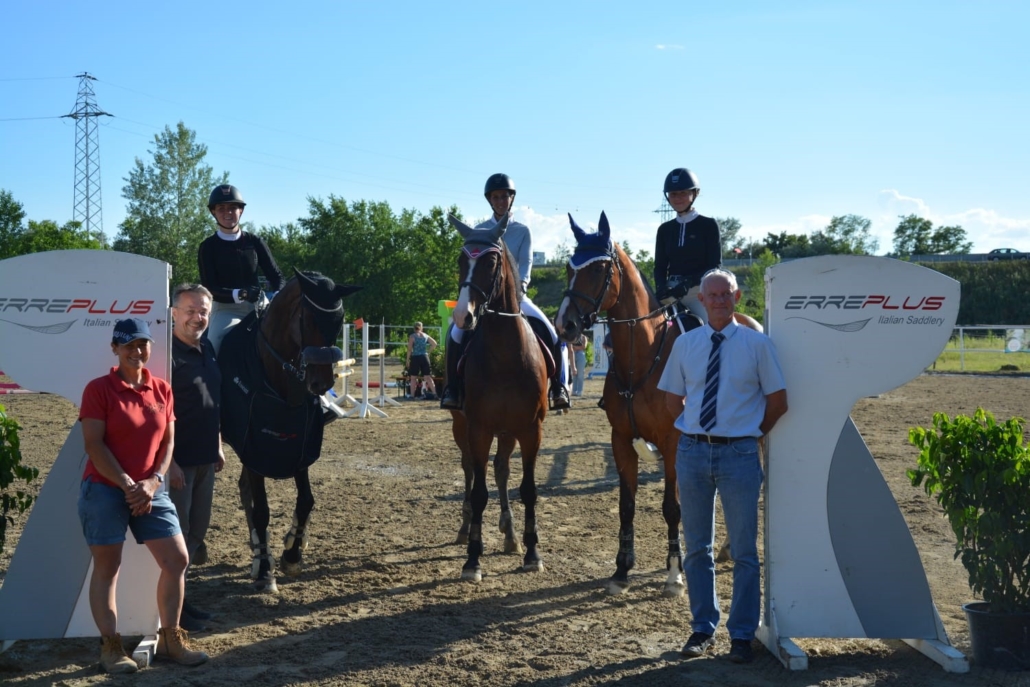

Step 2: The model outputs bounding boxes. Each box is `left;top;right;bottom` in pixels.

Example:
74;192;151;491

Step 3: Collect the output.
699;332;725;431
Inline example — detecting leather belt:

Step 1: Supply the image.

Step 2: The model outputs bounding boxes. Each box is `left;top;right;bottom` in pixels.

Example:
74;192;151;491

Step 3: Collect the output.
685;434;749;445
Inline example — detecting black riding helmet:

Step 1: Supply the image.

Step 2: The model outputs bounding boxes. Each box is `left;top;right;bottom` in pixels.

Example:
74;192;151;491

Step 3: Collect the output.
663;168;700;198
208;184;246;209
484;173;516;199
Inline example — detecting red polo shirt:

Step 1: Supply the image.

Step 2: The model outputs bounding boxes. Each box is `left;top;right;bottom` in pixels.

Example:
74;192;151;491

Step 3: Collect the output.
79;367;175;488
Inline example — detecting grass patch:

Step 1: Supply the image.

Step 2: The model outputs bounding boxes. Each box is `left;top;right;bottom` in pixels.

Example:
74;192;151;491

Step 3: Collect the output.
930;330;1030;373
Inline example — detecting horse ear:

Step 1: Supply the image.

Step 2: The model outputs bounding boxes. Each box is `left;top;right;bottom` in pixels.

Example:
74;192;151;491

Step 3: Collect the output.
569;213;587;244
448;214;473;238
334;284;363;298
598;212;610;241
294;268;316;289
491;213;509;240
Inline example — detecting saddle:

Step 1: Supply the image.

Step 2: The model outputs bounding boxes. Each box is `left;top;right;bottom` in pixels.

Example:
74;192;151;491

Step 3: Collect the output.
219;312;325;479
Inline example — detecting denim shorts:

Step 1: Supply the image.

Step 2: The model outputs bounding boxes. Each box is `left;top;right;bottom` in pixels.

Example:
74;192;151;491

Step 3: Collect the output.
78;479;182;546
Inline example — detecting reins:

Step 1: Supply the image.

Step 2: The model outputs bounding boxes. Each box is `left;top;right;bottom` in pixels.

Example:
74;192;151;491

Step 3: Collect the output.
566;249;674;438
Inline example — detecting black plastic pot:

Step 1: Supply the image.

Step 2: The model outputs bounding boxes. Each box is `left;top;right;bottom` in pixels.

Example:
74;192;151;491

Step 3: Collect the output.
964;601;1030;670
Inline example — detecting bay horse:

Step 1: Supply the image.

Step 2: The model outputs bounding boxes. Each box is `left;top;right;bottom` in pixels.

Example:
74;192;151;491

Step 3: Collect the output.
556;212;754;596
447;214;549;582
219;269;360;592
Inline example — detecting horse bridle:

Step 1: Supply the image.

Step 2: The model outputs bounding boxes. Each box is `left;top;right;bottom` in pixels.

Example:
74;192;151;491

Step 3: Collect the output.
459;245;520;327
260;293;344;383
562;249;621;332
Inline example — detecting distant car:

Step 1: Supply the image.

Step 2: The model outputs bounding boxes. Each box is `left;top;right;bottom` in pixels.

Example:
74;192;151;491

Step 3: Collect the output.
987;248;1028;261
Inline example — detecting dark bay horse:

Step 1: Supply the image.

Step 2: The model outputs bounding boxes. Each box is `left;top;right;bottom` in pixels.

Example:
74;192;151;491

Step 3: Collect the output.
447;214;549;582
220;269;360;592
556;213;757;596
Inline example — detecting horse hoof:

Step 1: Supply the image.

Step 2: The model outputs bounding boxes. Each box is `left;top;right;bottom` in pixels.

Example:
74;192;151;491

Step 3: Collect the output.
606;579;630;596
455;533;469;545
503;539;523;555
522;560;544;573
461;567;482;583
281;560;303;578
715;544;733;563
663;582;686;598
254;577;279;594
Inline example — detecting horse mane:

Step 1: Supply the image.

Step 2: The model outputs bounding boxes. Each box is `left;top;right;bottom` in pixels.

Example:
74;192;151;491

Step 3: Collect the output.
499;240;523;308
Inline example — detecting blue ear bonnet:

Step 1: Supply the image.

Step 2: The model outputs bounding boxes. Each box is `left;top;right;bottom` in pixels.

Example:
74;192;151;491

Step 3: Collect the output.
568;212;614;268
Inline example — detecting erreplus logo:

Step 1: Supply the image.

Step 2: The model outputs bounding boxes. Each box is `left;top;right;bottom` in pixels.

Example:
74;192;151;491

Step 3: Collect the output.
784;295;945;311
0;298;154;315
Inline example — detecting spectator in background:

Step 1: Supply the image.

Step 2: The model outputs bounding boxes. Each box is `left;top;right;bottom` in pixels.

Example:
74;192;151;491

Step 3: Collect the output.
406;322;438;400
571;333;588;397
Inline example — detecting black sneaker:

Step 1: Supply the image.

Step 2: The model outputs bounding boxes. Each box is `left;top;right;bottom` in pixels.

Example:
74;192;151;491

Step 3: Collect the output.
182;599;212;621
681;632;715;658
178;611;209;633
728;638;754;664
550;386;571;411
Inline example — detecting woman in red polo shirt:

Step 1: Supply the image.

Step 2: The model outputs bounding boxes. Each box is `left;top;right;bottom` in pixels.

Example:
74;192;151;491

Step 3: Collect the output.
78;318;207;672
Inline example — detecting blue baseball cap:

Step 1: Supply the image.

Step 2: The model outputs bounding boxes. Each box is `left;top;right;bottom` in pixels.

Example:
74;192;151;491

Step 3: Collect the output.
112;318;154;345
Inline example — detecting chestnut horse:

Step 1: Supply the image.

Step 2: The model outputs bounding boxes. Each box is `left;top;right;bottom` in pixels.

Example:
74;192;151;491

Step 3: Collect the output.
556;213;753;595
220;269;360;592
447;214;549;582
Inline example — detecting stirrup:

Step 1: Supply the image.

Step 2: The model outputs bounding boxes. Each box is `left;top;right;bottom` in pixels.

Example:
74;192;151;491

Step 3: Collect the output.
550;386;571;411
440;386;462;410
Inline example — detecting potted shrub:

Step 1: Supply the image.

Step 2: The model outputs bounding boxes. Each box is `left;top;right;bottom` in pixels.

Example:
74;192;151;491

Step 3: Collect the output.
909;408;1030;670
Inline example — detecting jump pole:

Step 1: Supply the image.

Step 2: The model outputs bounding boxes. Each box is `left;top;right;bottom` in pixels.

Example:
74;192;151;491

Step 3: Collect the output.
342;322;399;418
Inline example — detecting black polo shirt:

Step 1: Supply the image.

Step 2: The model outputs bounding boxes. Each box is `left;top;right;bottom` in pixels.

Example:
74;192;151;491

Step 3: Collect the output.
171;335;222;467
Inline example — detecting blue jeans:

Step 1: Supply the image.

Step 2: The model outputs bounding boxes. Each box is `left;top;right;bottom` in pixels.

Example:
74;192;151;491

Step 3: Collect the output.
78;479;182;546
572;349;587;395
677;434;764;640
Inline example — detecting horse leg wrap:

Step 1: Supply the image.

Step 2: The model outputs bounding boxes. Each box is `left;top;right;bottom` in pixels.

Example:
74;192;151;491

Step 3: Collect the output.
523;519;539;550
617;529;636;572
283;513;309;551
250;528;274;580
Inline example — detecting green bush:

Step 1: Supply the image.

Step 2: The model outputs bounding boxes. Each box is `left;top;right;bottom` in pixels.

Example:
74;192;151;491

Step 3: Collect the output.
1;403;38;554
908;409;1030;613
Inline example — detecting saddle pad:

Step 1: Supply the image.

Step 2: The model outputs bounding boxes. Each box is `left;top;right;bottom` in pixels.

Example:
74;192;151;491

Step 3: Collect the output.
457;329;555;379
219;314;325;479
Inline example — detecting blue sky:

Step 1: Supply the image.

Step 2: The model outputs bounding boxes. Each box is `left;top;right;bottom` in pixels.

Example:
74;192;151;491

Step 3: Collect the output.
2;1;1028;264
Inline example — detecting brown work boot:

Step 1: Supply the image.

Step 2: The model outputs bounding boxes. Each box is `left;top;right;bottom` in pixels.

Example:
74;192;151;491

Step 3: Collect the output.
156;626;209;666
100;633;138;674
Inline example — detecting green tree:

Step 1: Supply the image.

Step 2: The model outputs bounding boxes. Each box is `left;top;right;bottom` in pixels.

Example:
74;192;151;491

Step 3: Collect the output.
0;404;38;555
715;217;744;257
811;214;878;255
114;122;226;284
893;214;971;255
17;219;103;254
737;249;780;323
633;248;655;288
301;197;463;327
549;239;572;267
0;190;27;260
254;222;313;278
765;231;813;259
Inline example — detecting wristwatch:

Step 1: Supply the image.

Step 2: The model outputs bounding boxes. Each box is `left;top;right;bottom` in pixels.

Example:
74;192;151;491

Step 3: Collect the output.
153;472;165;484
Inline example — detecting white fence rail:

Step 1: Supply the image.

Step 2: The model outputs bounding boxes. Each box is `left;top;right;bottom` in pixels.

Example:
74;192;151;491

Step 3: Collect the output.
942;325;1030;371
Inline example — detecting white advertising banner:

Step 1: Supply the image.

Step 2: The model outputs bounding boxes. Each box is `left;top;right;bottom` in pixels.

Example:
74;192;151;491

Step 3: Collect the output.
759;255;964;671
0;250;171;640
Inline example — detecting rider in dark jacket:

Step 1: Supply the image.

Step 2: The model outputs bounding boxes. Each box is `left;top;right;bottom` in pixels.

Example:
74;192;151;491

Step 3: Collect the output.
653;168;722;324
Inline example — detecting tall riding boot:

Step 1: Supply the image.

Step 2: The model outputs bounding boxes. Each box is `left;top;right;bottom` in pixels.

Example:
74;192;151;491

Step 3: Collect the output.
440;330;466;409
550;338;571;411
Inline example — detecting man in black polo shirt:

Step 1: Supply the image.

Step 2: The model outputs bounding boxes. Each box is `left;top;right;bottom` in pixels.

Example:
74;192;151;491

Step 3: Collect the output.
169;284;224;631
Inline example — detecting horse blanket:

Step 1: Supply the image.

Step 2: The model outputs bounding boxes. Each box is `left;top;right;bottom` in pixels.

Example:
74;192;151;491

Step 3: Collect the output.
219;312;325;479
